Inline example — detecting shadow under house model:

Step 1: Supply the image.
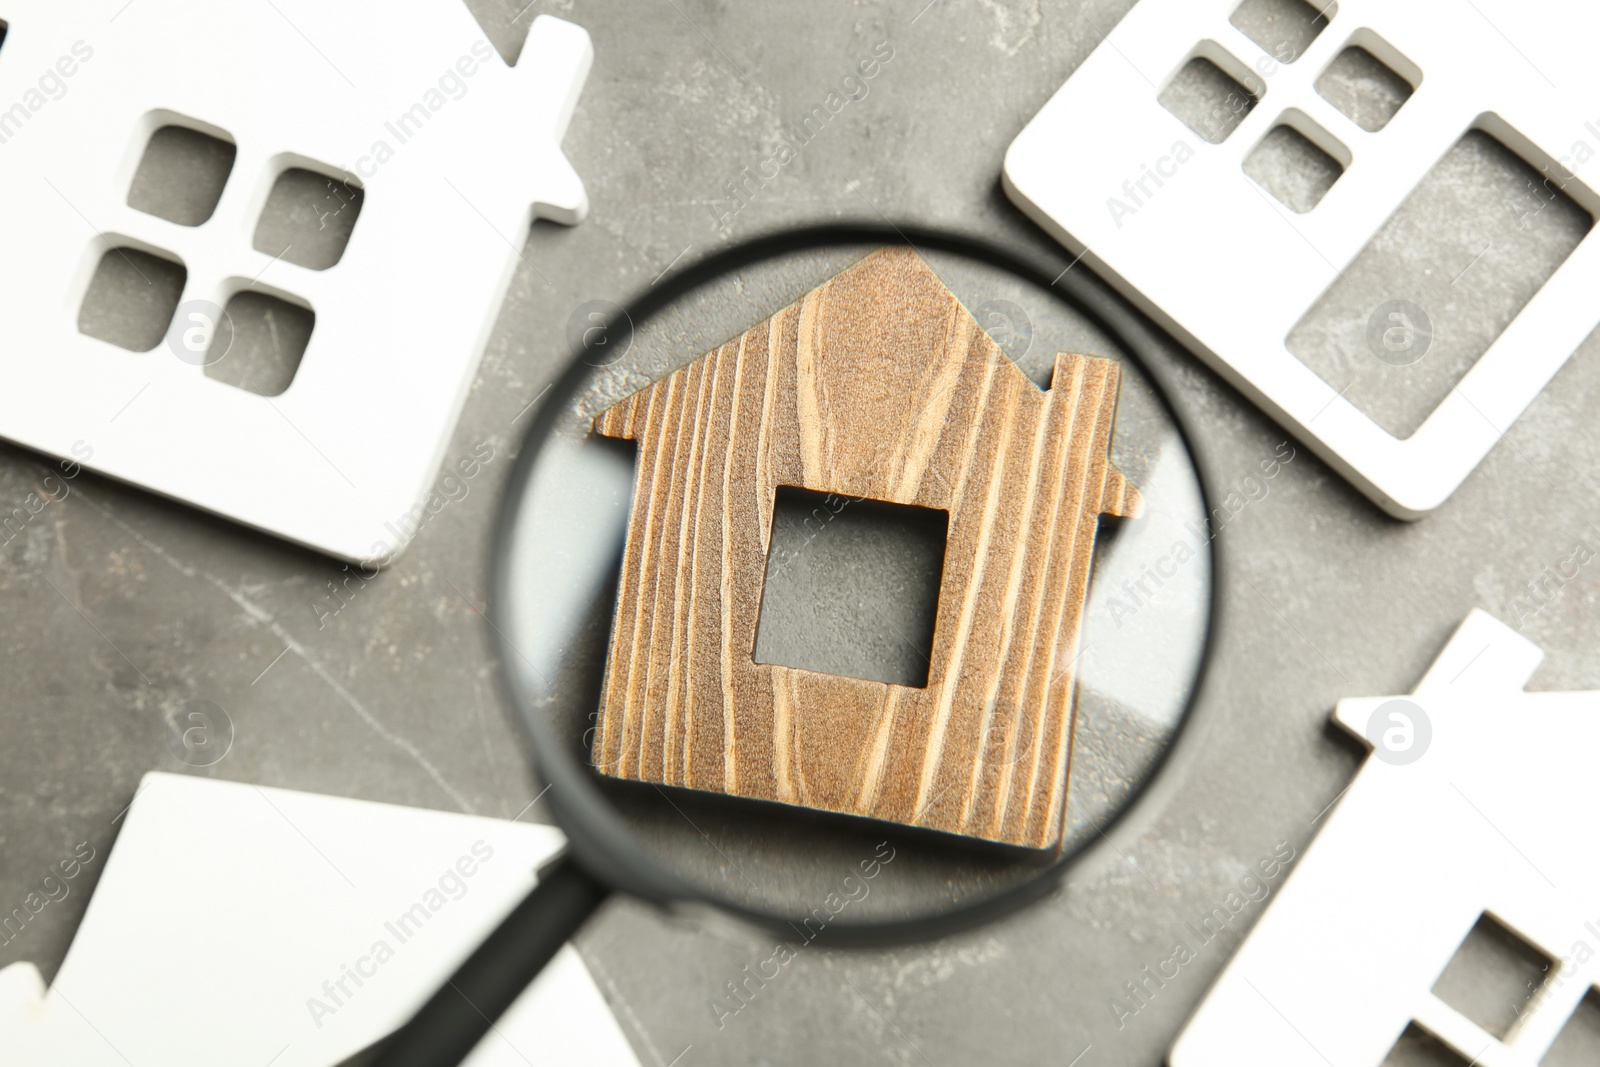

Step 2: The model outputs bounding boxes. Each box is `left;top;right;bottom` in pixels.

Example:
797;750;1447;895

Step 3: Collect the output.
589;248;1141;850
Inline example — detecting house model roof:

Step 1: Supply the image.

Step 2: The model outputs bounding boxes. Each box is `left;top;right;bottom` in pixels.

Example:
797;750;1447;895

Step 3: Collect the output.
1173;609;1600;1065
589;248;1140;850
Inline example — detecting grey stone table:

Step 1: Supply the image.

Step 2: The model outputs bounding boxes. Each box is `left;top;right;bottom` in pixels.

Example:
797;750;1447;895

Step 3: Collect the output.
6;1;1600;1064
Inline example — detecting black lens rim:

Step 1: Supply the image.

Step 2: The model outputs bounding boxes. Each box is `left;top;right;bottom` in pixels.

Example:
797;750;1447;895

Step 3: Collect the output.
488;222;1224;947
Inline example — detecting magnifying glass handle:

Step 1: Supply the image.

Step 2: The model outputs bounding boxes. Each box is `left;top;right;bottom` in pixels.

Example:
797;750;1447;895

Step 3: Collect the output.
367;855;609;1067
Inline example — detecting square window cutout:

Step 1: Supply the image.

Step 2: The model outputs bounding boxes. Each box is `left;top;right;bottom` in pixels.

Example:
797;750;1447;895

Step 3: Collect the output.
1317;41;1417;132
203;291;314;397
1230;0;1333;63
753;487;948;689
1380;1023;1470;1066
1432;912;1552;1039
1160;52;1261;144
1244;116;1346;212
78;246;187;352
127;124;237;226
1545;989;1600;1067
253;166;364;270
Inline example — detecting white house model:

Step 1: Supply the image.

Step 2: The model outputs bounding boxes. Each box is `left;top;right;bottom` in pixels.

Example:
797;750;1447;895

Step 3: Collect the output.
1172;609;1600;1066
1005;0;1600;519
0;774;639;1067
0;1;591;561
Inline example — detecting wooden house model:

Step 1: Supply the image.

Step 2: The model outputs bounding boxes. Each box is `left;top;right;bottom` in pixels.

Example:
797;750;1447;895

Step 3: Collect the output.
589;248;1139;849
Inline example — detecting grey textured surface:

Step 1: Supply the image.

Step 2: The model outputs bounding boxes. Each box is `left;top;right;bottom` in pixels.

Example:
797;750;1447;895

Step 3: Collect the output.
1545;992;1600;1067
126;124;235;227
1315;44;1413;132
1242;124;1341;213
1229;0;1331;63
6;1;1600;1065
204;291;315;397
77;247;186;352
1430;914;1550;1040
1159;57;1257;145
753;489;948;689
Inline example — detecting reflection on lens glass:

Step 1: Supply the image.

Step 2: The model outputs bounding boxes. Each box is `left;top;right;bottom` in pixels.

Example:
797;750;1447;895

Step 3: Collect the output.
498;240;1210;928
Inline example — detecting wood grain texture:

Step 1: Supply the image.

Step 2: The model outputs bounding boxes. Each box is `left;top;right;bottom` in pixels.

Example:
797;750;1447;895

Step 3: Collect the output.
590;248;1140;849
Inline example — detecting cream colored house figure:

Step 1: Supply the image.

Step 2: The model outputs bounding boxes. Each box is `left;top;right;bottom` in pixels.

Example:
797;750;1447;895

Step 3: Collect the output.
0;1;591;562
0;774;637;1066
1173;610;1600;1066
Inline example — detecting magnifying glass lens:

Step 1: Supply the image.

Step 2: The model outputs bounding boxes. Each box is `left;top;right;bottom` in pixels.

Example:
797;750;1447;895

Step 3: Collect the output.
496;235;1212;929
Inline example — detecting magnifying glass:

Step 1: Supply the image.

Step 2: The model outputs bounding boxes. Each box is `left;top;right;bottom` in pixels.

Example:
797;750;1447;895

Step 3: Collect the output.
371;223;1221;1066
